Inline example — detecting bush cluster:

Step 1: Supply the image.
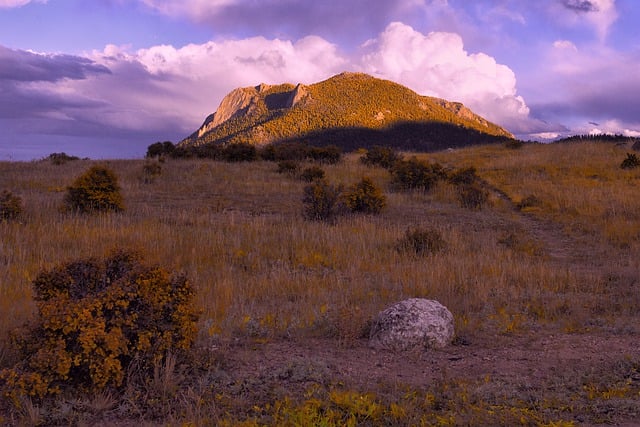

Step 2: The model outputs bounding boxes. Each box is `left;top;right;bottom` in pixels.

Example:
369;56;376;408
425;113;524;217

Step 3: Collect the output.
360;145;403;169
302;177;386;221
146;141;176;158
390;157;447;191
148;141;342;164
0;190;23;221
456;183;488;210
276;160;299;176
620;153;640;169
64;165;124;213
343;177;386;214
45;152;80;165
141;161;162;183
302;180;345;221
300;166;326;182
0;249;199;402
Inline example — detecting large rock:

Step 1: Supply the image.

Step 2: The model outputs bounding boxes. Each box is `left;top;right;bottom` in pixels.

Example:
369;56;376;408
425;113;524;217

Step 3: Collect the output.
369;299;454;351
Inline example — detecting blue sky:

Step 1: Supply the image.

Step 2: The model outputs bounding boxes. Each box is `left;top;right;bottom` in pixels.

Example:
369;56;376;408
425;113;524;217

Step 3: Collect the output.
1;0;639;160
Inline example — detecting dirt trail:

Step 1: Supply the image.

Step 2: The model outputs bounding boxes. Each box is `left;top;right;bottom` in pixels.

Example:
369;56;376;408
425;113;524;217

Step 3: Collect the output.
482;178;608;274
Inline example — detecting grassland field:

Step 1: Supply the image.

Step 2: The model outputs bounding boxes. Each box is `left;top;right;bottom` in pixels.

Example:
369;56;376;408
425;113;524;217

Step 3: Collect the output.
1;140;639;425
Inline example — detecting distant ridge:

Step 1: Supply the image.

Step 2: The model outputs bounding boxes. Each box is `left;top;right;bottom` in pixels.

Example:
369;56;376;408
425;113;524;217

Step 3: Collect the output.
179;72;514;151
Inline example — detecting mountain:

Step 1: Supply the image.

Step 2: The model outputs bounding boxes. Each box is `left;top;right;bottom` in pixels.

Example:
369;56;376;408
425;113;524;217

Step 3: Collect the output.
179;72;514;151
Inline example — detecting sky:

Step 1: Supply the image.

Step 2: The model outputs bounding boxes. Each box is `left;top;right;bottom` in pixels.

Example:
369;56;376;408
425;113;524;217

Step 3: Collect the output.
1;0;639;160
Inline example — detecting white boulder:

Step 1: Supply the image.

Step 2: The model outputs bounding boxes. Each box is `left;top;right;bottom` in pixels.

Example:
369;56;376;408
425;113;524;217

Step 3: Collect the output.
369;298;454;351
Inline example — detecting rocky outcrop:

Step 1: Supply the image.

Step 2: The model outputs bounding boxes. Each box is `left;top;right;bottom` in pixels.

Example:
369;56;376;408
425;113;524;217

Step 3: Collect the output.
198;87;262;137
369;299;454;351
287;83;308;108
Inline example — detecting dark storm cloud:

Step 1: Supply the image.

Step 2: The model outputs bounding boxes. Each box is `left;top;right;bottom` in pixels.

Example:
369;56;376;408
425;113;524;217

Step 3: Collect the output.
561;0;598;13
0;45;110;82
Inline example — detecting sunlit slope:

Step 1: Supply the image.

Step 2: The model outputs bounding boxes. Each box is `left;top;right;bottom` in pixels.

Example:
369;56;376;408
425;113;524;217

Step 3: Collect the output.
180;72;513;151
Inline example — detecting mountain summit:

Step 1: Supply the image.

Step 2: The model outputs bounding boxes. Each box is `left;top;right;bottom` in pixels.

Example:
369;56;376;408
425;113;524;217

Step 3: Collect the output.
180;72;513;151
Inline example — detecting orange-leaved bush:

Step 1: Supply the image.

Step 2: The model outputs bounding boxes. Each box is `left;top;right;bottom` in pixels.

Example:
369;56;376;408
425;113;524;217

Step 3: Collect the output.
64;165;124;213
0;249;199;403
343;177;386;214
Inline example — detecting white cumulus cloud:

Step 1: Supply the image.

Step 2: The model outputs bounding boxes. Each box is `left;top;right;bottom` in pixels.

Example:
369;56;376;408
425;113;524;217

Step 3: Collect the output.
358;22;532;132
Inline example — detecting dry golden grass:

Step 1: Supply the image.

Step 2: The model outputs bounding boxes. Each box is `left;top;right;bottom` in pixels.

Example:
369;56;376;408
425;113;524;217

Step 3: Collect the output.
2;143;638;342
1;140;639;425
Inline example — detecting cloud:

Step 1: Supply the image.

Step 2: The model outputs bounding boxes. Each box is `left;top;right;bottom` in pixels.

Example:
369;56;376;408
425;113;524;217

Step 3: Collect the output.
558;0;618;40
138;0;424;45
0;45;110;83
358;22;537;133
528;40;640;137
0;0;46;8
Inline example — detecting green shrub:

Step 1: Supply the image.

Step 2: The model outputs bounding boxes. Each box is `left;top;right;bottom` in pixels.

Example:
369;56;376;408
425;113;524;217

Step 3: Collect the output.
457;183;488;210
390;157;446;191
343;177;386;214
276;160;299;176
302;180;345;221
0;249;199;402
360;145;403;169
397;227;446;255
0;190;23;221
64;165;124;213
620;153;640;169
300;166;325;182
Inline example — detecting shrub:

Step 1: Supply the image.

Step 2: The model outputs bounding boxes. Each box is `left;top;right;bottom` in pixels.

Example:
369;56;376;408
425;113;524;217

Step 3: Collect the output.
302;180;345;221
141;161;162;184
390;157;446;191
448;166;479;186
457;183;488;210
64;165;124;213
620;153;640;169
397;227;446;255
261;142;310;162
0;190;23;221
343;177;386;214
360;145;403;169
307;145;342;164
504;139;523;150
146;141;176;158
300;166;325;182
46;152;80;165
276;160;299;176
0;249;199;402
222;143;258;162
194;143;223;159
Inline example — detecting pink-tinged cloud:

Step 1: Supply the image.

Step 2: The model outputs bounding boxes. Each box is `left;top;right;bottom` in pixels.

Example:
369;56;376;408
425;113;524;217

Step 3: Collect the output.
359;22;537;133
0;0;46;8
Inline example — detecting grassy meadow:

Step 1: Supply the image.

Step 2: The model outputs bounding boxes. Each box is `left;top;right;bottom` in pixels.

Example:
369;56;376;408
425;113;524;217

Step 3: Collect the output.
1;140;639;425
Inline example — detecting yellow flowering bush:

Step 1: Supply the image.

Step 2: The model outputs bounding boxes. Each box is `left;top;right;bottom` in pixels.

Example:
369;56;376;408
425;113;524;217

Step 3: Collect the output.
0;249;198;403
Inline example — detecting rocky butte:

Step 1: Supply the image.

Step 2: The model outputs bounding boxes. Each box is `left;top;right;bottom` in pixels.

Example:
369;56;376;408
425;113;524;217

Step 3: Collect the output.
180;72;514;152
